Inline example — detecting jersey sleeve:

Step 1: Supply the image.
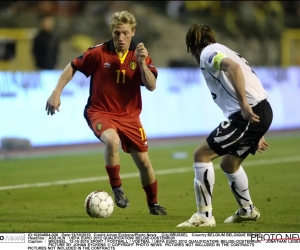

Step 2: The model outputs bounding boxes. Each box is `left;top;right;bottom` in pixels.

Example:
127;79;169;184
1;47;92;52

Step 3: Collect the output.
146;56;158;78
200;48;228;72
71;48;98;78
139;56;158;86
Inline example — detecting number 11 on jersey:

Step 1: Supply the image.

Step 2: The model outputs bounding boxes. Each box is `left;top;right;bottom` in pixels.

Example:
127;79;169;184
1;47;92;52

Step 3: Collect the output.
116;70;126;83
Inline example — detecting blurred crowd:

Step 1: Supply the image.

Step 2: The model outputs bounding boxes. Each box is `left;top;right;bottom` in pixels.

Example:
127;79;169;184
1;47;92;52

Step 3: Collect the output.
0;1;127;33
1;1;299;37
0;1;299;68
162;1;300;38
0;1;161;44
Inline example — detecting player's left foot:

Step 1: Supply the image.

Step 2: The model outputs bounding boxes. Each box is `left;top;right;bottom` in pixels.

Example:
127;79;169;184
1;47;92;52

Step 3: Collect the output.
112;186;130;209
224;206;260;223
148;204;167;215
176;213;216;227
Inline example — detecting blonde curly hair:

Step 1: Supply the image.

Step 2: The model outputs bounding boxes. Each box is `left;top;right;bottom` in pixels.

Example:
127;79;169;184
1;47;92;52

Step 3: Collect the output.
110;11;137;31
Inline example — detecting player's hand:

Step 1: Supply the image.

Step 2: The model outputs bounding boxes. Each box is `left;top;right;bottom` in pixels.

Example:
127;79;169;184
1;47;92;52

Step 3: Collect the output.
135;43;148;63
257;136;269;153
240;103;260;123
46;91;61;116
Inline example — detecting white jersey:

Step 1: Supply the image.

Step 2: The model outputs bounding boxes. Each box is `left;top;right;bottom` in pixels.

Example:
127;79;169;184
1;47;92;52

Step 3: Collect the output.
200;43;268;118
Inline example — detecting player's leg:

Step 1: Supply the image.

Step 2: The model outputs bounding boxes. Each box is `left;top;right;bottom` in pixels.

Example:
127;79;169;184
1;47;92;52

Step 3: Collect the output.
130;150;155;186
100;128;130;209
118;120;167;215
130;149;167;215
176;140;218;227
220;154;260;223
84;112;129;209
207;120;260;223
177;116;247;227
221;100;273;223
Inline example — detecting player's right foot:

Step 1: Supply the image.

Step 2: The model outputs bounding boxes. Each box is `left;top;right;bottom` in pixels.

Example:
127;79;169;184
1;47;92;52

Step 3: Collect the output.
176;213;216;227
224;206;260;223
112;186;130;209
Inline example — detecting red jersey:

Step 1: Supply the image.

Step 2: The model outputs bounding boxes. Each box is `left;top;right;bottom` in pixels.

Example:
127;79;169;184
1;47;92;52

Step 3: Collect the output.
71;39;158;121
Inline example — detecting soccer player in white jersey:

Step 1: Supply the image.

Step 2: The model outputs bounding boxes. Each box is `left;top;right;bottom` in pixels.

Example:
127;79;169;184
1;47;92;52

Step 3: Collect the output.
176;24;273;227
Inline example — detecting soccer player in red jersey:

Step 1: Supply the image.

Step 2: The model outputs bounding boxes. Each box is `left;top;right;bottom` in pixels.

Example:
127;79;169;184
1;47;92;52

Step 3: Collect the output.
45;11;167;215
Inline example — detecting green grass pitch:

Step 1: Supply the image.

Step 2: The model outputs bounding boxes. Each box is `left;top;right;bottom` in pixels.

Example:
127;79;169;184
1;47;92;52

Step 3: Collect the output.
0;132;299;232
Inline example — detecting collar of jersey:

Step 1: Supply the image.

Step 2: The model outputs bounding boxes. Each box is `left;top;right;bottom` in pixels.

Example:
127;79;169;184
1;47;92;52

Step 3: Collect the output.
115;49;129;63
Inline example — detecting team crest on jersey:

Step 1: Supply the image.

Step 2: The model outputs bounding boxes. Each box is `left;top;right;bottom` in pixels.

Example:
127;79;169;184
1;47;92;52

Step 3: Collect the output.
96;123;102;131
130;60;137;70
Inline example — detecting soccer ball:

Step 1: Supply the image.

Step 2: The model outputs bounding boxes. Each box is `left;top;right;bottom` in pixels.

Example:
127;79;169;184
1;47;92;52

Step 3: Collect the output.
84;191;114;218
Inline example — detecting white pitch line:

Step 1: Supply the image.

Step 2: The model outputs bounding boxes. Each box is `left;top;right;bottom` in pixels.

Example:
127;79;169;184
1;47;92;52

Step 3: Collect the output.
0;156;300;191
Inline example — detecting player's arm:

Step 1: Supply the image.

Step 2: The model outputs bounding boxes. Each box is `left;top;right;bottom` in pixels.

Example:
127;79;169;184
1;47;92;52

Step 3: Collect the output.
139;61;156;91
54;63;77;94
46;63;77;115
218;56;260;122
46;47;97;116
219;57;248;108
136;43;156;91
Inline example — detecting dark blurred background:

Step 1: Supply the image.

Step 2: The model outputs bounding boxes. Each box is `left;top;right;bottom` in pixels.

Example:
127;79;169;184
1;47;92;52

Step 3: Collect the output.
0;1;299;71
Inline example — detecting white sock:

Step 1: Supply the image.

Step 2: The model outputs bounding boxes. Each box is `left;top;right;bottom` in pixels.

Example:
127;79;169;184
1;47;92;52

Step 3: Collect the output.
193;162;215;219
223;166;254;215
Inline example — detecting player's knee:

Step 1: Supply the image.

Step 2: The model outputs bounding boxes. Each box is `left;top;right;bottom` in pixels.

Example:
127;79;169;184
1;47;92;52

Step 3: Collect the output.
194;148;202;161
194;147;208;162
220;158;240;174
193;142;212;162
138;157;152;170
105;136;120;151
220;162;236;174
100;130;118;146
220;161;228;172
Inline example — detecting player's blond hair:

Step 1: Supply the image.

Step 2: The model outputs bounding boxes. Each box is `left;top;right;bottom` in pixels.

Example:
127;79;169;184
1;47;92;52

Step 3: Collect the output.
186;24;217;55
110;11;137;31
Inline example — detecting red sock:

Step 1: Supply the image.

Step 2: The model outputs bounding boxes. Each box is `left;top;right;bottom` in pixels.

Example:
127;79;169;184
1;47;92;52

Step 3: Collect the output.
105;165;121;188
142;180;158;206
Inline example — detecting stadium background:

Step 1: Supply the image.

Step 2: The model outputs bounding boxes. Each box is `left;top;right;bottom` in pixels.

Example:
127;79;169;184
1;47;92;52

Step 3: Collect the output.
0;1;300;233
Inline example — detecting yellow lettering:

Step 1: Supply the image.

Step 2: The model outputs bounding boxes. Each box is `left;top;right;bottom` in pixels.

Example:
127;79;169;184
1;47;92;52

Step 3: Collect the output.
116;70;126;83
139;128;147;141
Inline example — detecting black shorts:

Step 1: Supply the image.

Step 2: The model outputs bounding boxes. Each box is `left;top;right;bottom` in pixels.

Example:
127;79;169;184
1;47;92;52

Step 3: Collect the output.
206;100;273;158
